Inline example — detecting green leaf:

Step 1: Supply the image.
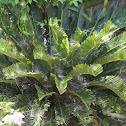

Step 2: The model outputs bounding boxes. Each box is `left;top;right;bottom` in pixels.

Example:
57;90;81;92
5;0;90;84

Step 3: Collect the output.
19;2;41;48
66;43;80;67
28;0;32;4
15;0;19;5
0;39;28;62
0;6;34;60
73;1;78;7
61;5;69;35
104;0;108;7
73;21;117;65
49;19;69;58
4;62;47;83
35;85;56;101
66;91;90;109
95;92;123;114
0;80;23;86
0;54;11;67
7;72;46;84
54;103;70;125
33;0;38;3
33;46;60;69
51;73;67;94
35;85;45;100
86;32;126;64
51;64;103;94
67;64;103;79
31;100;51;126
4;61;32;77
94;49;126;65
77;89;95;107
65;92;93;125
89;76;126;101
71;28;85;43
100;61;126;77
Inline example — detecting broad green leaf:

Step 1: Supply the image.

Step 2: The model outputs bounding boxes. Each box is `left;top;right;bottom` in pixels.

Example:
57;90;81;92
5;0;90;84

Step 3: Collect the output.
77;6;91;29
5;102;15;107
28;0;32;4
104;0;108;7
95;92;123;114
0;102;6;105
0;6;34;60
33;59;52;77
31;100;51;126
72;31;103;66
19;1;41;48
4;61;32;78
35;85;45;100
61;5;69;35
49;19;69;58
77;89;95;107
89;76;126;101
112;7;126;28
73;1;78;7
15;0;19;5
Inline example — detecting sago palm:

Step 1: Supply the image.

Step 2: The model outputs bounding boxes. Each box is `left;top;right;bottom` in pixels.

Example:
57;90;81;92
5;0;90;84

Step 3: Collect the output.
0;1;126;126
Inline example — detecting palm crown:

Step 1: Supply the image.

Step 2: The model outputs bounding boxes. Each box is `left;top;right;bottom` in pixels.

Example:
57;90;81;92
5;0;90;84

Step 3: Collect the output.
0;1;126;125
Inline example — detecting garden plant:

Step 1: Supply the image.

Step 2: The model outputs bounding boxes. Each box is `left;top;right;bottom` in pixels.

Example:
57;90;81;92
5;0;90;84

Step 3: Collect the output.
0;0;126;126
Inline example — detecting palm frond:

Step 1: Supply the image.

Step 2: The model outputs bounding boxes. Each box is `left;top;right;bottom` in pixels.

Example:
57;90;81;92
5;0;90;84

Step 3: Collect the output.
67;89;94;109
3;62;47;83
0;39;28;62
65;92;93;125
31;100;51;126
90;32;126;65
95;49;126;65
0;80;22;86
67;63;103;79
66;43;80;68
89;76;126;101
33;46;60;69
51;64;103;94
0;5;34;60
0;54;10;67
72;21;117;66
49;19;69;58
54;103;70;125
35;85;55;101
100;61;126;76
18;1;42;48
94;92;126;125
70;28;85;43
